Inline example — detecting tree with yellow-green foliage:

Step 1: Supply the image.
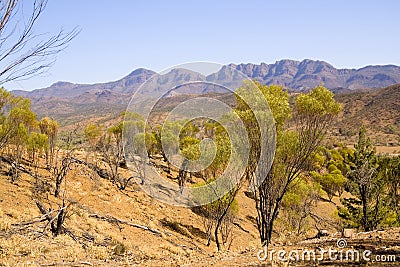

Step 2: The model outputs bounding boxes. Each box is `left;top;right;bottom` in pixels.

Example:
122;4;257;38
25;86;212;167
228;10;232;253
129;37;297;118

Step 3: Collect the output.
246;83;341;246
97;122;124;183
311;147;348;201
84;123;102;163
39;117;59;168
0;88;37;180
27;132;48;167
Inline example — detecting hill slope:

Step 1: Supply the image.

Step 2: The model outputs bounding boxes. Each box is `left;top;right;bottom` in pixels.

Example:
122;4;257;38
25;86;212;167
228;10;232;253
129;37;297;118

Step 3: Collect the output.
334;83;400;145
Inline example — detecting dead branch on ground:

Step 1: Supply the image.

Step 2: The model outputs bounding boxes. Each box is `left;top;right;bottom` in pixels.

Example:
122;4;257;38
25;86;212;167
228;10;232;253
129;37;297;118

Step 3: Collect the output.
88;213;161;235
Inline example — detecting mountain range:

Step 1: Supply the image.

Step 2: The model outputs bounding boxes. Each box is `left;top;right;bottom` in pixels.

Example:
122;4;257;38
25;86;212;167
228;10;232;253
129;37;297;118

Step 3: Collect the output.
11;59;400;123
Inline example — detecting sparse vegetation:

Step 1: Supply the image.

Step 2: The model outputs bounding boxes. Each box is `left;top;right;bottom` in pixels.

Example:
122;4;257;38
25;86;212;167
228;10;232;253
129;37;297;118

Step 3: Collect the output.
0;0;398;265
1;81;400;266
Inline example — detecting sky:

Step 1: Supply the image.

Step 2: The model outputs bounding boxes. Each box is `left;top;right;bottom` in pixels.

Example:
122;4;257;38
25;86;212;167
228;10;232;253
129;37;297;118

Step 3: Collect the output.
4;0;400;91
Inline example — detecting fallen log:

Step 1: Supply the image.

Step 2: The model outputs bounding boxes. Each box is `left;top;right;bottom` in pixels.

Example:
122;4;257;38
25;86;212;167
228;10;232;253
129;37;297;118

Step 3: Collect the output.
88;213;161;236
70;157;110;179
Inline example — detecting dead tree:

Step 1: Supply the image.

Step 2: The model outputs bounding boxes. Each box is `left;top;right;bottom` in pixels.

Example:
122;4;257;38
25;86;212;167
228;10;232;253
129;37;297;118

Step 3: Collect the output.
54;156;73;198
35;200;68;237
96;123;124;184
52;128;78;198
0;0;79;84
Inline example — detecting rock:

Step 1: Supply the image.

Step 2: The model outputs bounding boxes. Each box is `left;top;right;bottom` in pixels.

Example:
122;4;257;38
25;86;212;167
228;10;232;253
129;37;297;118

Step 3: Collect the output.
315;229;329;238
343;228;355;238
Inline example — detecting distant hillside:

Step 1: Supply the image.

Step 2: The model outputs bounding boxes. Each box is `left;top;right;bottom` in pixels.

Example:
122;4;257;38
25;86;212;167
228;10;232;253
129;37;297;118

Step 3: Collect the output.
11;59;400;125
334;84;400;145
13;68;156;99
12;68;156;125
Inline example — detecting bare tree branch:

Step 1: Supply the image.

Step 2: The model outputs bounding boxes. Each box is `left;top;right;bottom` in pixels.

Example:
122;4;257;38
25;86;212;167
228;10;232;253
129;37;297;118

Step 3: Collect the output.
0;0;79;85
88;213;162;235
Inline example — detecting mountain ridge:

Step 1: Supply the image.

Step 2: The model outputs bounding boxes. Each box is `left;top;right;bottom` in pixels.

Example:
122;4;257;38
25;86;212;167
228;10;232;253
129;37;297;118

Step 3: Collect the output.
13;59;400;97
11;59;400;124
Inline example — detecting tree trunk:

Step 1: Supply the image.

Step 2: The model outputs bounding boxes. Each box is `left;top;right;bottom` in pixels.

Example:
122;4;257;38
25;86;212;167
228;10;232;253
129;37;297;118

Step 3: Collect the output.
360;185;370;231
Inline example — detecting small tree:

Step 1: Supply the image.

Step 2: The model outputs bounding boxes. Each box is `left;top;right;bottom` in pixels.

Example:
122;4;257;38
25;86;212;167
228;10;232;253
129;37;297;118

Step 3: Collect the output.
377;156;400;226
27;131;48;167
7;98;37;181
311;163;347;201
192;179;239;250
52;129;76;198
39;117;59;168
84;123;102;162
97;122;124;184
0;88;15;149
280;177;320;237
188;119;239;251
178;135;200;189
123;112;148;186
339;126;388;231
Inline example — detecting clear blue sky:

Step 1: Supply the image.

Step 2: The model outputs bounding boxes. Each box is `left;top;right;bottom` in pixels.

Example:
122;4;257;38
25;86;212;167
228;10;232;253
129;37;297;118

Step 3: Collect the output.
5;0;400;91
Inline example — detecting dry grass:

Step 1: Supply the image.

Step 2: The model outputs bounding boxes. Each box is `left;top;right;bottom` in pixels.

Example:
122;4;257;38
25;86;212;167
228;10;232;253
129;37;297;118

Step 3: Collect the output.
1;148;399;266
0;152;264;266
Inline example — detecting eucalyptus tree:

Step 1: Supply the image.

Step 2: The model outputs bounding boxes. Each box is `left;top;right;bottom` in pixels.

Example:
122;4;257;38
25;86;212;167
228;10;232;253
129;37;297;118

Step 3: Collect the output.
249;83;341;246
39;117;59;168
